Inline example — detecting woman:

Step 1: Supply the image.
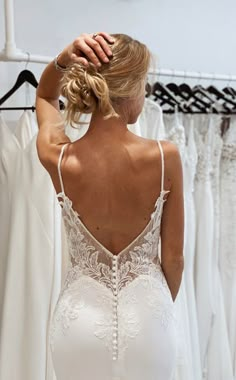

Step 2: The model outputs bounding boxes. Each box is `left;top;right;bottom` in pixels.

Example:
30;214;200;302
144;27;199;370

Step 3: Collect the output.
36;32;184;380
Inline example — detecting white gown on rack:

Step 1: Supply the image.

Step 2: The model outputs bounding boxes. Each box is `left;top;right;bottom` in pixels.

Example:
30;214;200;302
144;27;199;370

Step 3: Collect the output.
127;98;166;139
163;112;194;380
181;115;202;380
193;115;234;380
206;115;234;380
0;114;21;331
219;116;236;378
49;140;178;380
194;115;215;377
0;112;60;380
14;110;38;148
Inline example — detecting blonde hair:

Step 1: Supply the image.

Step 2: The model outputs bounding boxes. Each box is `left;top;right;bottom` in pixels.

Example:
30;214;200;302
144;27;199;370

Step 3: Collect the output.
60;33;151;128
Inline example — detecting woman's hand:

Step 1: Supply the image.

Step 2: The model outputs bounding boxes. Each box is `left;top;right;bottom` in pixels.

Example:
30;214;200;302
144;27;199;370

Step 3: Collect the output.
57;32;115;68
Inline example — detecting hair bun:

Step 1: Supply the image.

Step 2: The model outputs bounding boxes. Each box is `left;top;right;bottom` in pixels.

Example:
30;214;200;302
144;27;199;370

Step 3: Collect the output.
61;62;118;127
61;63;97;114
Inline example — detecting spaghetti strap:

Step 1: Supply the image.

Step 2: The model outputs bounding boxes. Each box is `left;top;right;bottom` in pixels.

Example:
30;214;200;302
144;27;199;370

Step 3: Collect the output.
157;140;164;193
57;143;69;194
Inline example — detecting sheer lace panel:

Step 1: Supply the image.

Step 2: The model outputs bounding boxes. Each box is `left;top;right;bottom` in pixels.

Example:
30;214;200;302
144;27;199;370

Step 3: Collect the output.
57;190;170;294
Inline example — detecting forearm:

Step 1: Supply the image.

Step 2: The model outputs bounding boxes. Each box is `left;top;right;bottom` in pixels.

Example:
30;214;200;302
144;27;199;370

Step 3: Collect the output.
36;52;69;101
161;256;184;302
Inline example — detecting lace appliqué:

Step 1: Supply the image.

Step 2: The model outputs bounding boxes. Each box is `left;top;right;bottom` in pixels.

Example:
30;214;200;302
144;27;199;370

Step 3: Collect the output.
49;278;91;352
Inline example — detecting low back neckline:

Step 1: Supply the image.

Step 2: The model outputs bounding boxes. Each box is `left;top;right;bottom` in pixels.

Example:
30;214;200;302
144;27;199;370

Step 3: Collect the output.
56;140;169;257
56;189;169;258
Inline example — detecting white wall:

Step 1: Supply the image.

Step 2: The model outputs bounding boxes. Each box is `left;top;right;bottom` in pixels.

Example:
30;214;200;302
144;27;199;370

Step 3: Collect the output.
1;0;236;120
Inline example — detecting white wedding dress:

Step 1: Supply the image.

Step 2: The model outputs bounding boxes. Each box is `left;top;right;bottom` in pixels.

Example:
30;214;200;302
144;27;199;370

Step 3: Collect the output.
49;140;178;380
219;116;236;378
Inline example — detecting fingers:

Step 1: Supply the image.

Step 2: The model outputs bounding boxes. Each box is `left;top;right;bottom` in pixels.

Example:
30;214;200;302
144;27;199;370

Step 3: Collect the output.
85;36;112;63
95;32;115;44
72;33;115;68
93;35;113;58
74;39;102;67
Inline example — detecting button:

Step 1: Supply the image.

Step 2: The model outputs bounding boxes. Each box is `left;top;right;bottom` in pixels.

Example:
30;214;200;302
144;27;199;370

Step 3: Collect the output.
112;356;117;361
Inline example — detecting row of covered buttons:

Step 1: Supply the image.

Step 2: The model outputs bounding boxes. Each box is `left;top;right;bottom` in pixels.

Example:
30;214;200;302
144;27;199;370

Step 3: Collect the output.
112;255;118;361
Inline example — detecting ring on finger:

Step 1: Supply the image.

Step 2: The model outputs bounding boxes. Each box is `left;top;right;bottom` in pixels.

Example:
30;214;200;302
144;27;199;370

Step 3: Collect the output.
92;32;100;39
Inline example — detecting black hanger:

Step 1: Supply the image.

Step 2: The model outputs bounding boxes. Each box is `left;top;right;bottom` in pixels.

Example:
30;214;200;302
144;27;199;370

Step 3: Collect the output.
206;85;236;110
190;84;218;113
222;86;236;97
0;70;38;106
166;82;208;113
0;69;65;110
152;81;186;112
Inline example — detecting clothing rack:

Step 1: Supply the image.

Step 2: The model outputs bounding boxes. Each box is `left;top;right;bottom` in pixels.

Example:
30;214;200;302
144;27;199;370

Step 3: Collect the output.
148;69;236;82
0;107;35;111
1;0;236;83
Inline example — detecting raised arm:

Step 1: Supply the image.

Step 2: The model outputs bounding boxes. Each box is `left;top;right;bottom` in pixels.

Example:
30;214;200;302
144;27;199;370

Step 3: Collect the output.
160;141;185;301
36;32;114;167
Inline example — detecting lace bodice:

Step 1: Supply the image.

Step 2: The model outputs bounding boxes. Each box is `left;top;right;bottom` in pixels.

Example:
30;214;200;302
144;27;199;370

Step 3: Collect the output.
57;186;170;291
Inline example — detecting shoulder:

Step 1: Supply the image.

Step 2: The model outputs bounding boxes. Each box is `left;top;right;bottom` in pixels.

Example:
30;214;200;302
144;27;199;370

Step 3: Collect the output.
158;140;183;187
159;140;181;161
138;137;182;178
144;138;181;161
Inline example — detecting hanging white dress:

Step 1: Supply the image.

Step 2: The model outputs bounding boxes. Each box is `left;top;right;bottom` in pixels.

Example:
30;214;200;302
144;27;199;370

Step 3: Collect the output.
193;114;215;378
193;114;234;380
127;98;166;139
219;115;236;378
181;114;202;380
0;114;21;332
206;114;234;380
49;141;178;380
14;110;38;148
163;112;194;380
0;112;60;380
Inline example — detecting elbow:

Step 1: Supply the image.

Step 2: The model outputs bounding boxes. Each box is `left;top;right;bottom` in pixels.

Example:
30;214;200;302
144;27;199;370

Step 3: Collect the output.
161;252;184;270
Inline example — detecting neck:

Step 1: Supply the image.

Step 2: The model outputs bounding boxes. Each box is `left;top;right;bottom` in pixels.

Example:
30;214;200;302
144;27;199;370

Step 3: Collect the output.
86;110;129;137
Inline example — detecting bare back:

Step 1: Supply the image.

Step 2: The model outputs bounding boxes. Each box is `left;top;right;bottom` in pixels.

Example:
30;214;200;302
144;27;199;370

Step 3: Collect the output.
49;133;171;255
